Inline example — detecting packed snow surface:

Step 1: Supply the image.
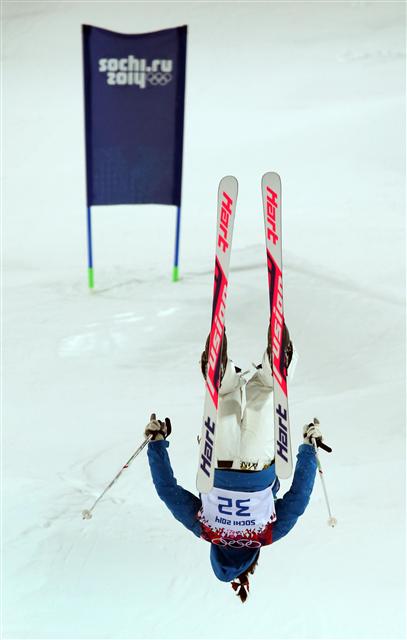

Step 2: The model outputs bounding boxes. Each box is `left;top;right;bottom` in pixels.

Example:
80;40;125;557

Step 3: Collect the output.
3;2;405;639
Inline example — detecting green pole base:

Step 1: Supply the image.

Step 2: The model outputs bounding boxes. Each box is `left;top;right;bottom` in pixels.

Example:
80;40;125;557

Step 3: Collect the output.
88;267;94;289
172;265;180;282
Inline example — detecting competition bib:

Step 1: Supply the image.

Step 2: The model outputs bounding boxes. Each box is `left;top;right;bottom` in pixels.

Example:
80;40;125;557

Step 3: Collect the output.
199;486;276;548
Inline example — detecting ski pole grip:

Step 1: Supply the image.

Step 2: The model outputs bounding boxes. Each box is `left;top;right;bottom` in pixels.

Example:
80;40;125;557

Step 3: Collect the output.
319;441;332;453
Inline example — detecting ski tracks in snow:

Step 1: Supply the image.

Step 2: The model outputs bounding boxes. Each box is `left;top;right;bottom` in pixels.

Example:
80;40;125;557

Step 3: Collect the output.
58;307;179;358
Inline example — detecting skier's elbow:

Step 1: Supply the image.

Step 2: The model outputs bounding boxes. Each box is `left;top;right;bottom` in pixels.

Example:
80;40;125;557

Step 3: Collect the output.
153;479;177;504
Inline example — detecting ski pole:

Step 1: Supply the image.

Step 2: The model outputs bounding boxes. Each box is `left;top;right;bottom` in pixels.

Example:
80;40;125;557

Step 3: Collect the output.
81;434;152;520
311;420;337;528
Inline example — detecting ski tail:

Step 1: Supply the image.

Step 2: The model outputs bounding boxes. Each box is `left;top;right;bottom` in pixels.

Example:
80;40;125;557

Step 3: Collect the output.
196;176;238;494
262;172;293;479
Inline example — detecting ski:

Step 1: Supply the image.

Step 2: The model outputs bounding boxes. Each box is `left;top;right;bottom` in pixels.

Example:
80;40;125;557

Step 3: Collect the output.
196;176;238;494
261;172;293;479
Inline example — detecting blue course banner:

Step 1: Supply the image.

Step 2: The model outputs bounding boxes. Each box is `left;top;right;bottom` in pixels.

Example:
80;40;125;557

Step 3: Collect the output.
82;25;187;206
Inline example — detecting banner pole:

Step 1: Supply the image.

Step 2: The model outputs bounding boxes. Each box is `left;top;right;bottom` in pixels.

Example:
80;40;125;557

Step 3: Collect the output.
172;205;181;282
87;206;94;289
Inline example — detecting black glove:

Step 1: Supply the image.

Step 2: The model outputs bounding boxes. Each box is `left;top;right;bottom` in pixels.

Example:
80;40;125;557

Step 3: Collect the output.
144;413;172;441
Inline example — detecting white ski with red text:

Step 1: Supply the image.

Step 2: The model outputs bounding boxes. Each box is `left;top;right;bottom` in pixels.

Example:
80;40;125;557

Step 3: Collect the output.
196;176;238;494
262;172;293;479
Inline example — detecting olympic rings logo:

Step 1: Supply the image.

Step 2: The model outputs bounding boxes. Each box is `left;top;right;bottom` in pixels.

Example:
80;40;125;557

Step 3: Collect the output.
146;72;173;86
211;538;262;548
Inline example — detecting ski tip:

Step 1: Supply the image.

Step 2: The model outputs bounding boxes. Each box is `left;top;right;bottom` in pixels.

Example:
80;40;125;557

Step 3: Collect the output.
218;175;238;198
220;175;238;188
262;171;281;184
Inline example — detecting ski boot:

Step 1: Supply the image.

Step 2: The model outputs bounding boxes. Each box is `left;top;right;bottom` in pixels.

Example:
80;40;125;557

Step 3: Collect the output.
200;330;228;383
267;322;293;373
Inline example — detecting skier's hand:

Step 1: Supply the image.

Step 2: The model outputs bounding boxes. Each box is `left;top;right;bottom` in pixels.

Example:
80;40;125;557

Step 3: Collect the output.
303;418;332;453
145;413;172;441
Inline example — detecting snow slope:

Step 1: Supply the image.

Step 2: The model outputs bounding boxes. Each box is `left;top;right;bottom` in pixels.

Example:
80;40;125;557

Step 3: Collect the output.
3;2;405;639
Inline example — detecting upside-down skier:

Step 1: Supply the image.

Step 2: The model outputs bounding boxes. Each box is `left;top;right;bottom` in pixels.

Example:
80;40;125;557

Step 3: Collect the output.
145;327;332;603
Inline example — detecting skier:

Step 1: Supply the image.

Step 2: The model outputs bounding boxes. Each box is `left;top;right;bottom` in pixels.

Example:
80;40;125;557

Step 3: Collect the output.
145;327;330;603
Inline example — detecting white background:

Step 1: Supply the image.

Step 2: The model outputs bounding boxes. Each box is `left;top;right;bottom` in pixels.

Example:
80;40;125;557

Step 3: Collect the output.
3;1;405;639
